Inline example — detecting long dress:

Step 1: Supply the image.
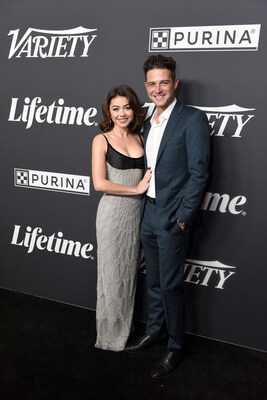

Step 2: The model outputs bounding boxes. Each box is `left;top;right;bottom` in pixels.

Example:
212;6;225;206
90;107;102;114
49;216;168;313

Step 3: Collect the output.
95;134;144;351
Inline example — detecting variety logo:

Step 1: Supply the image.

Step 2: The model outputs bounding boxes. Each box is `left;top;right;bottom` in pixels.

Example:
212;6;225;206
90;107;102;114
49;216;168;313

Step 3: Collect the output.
14;168;90;196
140;257;236;289
194;104;255;138
149;24;261;52
201;192;247;215
184;259;236;289
8;97;98;129
143;103;255;138
11;224;94;259
8;26;97;59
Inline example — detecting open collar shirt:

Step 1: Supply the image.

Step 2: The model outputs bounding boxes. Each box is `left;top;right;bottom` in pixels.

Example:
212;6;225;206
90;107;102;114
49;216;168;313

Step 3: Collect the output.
146;98;177;198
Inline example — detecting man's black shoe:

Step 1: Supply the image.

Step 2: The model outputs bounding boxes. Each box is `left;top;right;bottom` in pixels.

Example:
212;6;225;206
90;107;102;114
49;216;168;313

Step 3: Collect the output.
125;334;162;352
151;350;183;378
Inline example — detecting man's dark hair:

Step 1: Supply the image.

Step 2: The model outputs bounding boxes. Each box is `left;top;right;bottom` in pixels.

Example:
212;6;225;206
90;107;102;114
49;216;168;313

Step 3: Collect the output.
143;54;176;81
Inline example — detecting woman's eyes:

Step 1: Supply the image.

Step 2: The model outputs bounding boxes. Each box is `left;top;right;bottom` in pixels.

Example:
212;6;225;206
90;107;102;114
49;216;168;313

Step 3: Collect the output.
112;106;131;111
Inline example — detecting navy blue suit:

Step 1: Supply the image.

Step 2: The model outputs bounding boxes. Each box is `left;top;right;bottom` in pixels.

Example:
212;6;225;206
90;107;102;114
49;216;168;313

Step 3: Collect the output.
140;102;210;353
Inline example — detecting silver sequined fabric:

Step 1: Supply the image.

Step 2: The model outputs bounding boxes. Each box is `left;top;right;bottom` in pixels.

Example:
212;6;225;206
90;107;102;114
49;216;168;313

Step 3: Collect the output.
95;162;143;351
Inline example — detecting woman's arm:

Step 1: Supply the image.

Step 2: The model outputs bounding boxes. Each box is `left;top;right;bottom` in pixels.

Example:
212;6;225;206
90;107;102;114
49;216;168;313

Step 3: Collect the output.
92;134;151;195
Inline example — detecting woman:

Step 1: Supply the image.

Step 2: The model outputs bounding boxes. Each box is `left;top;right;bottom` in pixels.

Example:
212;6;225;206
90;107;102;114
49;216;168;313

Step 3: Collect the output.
92;85;151;351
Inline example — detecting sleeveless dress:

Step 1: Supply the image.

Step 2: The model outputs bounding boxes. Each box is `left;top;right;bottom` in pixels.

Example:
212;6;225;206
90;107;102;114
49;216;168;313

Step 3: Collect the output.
95;134;144;351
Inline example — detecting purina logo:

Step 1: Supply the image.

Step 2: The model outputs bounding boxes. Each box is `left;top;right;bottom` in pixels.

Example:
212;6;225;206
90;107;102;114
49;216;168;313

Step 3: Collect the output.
14;168;90;196
149;24;261;52
8;26;97;59
144;103;255;138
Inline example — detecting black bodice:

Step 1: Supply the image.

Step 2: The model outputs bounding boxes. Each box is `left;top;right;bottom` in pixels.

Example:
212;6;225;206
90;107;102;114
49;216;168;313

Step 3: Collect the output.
104;134;144;170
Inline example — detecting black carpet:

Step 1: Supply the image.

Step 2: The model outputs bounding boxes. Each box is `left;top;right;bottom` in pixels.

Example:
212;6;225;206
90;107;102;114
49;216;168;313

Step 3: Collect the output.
0;288;266;400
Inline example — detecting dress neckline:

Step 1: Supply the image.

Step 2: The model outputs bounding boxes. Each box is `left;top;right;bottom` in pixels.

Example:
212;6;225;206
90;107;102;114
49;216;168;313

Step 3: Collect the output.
104;135;144;160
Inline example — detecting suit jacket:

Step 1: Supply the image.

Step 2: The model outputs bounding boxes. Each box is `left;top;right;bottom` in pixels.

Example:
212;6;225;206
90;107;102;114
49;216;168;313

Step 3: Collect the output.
141;101;210;229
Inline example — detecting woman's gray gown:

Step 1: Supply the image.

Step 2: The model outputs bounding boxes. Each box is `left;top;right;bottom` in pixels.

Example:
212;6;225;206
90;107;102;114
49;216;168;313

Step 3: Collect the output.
95;135;144;351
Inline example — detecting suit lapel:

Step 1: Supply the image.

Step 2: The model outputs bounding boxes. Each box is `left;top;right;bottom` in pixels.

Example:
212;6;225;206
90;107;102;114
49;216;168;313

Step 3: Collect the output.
143;116;152;169
143;114;152;145
156;102;182;165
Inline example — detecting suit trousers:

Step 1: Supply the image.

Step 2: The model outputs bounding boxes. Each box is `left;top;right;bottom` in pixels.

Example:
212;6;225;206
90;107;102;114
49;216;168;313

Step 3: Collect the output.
140;199;190;353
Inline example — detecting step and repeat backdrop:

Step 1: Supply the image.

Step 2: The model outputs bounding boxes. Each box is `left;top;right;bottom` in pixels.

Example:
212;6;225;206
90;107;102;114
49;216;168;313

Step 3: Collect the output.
0;0;266;351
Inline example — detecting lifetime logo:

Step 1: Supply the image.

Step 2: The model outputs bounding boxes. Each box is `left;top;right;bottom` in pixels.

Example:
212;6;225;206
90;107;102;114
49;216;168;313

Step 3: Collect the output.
201;192;247;215
14;168;90;196
143;103;255;138
8;97;98;129
149;24;261;52
7;26;97;59
11;225;94;259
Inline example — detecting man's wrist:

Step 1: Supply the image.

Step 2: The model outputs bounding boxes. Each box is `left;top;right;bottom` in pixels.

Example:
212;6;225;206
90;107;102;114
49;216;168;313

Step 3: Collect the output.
177;218;185;230
177;218;185;226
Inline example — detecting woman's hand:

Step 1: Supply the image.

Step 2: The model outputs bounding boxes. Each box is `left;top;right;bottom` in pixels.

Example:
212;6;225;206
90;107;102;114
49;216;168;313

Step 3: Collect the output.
136;168;152;194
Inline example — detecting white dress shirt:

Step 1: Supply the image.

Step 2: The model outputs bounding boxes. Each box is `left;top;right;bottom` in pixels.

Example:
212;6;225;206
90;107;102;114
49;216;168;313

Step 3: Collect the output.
146;98;177;198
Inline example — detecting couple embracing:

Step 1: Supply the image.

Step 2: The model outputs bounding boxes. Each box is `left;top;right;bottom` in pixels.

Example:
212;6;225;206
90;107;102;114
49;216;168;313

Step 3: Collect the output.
92;54;210;378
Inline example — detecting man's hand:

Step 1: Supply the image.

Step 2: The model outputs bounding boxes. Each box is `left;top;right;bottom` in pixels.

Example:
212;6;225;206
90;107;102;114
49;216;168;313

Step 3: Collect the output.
177;219;185;231
178;222;185;231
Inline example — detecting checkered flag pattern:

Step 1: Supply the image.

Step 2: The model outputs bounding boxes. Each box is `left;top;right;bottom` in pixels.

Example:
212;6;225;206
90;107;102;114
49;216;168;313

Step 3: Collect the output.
151;31;169;49
15;170;29;186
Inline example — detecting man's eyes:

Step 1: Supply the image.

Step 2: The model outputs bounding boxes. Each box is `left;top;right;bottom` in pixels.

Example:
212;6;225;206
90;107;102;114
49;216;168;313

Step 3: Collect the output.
148;81;169;86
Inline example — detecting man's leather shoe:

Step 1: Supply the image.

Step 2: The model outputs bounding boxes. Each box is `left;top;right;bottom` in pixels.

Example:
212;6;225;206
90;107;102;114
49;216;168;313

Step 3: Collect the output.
125;334;162;352
151;350;183;378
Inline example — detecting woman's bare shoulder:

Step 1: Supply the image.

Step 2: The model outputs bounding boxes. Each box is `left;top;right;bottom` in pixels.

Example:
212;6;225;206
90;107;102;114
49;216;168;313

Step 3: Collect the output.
92;133;107;144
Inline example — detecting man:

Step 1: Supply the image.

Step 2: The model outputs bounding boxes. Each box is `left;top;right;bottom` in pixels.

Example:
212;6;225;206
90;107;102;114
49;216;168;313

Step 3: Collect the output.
126;55;210;378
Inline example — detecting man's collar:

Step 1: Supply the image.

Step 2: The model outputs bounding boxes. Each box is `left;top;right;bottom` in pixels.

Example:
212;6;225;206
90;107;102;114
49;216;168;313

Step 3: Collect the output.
152;98;177;123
